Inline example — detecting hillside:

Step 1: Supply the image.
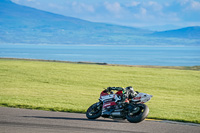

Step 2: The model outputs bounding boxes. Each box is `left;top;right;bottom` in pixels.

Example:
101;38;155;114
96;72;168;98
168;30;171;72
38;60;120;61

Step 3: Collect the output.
0;0;200;45
150;26;200;39
0;0;150;44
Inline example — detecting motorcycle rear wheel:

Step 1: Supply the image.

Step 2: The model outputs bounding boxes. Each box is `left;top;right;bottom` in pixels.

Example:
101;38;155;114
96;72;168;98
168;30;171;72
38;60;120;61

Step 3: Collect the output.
86;102;102;119
126;104;149;123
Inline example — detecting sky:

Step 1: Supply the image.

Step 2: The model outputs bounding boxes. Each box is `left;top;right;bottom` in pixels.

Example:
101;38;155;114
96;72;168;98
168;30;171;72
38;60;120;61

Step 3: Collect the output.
11;0;200;31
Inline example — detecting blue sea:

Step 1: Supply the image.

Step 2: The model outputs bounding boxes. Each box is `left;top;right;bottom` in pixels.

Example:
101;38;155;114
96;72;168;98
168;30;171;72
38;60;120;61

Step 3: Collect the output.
0;44;200;66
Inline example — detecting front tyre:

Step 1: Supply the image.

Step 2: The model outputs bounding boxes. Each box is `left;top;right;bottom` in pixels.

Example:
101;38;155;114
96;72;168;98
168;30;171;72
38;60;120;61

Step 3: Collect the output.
86;102;102;119
126;104;149;123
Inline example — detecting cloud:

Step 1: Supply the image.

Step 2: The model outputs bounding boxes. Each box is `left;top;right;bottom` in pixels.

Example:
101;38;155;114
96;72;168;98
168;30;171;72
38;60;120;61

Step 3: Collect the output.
72;2;95;13
48;3;63;10
129;1;140;7
147;1;163;11
140;7;147;15
104;2;122;13
177;0;200;10
190;0;200;10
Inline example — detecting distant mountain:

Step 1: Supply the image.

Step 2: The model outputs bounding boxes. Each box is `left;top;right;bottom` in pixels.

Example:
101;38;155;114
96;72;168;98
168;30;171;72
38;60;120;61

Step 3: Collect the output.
0;0;199;45
150;26;200;39
0;0;151;44
144;24;182;31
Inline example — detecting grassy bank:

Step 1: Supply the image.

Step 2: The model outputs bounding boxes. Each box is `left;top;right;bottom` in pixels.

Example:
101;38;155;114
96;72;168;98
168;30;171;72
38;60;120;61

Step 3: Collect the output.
0;58;199;123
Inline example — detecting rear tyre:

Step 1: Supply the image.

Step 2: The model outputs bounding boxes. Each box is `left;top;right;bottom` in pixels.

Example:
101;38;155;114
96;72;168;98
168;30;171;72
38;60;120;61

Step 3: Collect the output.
86;102;102;119
126;104;149;123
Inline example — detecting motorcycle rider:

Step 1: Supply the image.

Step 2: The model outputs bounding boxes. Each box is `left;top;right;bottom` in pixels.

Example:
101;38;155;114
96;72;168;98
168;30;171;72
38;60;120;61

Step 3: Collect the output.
106;86;136;100
102;86;136;116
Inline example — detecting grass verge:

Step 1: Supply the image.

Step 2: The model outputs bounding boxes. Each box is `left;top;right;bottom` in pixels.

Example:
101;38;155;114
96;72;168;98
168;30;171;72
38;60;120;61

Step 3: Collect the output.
0;58;199;123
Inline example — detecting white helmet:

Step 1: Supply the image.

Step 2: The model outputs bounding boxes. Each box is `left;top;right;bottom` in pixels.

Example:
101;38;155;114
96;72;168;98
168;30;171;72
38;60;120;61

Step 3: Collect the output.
126;86;134;92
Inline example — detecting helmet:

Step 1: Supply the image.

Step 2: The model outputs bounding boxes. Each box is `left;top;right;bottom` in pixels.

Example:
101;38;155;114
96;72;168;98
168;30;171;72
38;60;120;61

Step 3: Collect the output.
125;86;135;99
126;86;134;92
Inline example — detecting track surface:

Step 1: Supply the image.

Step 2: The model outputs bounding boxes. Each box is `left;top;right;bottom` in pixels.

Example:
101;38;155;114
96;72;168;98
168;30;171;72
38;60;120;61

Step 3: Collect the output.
0;107;199;133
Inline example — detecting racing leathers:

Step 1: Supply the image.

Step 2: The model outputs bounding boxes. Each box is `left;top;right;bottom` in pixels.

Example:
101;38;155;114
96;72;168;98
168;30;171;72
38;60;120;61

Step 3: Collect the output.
102;86;136;116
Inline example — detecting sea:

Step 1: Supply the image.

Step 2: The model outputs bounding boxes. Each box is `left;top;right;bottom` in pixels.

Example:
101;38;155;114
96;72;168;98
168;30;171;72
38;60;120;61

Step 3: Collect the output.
0;44;200;66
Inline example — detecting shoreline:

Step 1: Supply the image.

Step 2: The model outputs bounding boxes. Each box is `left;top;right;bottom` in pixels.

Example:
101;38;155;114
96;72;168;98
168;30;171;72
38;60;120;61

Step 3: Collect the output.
1;57;200;71
1;43;200;47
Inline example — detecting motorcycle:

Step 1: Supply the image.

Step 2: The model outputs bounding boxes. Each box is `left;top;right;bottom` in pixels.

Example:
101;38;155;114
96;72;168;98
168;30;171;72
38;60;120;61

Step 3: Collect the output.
86;88;153;123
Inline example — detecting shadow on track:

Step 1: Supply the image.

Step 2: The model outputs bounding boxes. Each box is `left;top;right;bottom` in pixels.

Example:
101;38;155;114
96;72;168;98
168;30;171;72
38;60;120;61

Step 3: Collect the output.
23;116;127;123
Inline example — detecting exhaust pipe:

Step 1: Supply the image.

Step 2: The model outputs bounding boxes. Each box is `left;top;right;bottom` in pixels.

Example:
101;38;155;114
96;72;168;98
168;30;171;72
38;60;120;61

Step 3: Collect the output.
111;111;121;117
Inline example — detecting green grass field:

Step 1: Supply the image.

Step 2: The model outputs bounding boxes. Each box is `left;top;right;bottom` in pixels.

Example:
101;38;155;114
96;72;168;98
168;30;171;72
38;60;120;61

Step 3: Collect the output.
0;59;200;123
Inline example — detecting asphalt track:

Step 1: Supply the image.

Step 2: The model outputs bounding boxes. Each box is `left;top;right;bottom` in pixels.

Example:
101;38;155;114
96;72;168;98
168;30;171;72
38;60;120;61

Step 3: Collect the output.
0;107;199;133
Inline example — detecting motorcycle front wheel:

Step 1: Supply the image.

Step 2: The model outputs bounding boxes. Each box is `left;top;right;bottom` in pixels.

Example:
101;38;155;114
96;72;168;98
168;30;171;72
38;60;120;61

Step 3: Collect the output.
126;104;149;123
86;102;102;119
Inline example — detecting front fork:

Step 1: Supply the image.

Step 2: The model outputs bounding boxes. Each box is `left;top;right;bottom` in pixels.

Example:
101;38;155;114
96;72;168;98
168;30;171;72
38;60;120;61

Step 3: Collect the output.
96;101;103;110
